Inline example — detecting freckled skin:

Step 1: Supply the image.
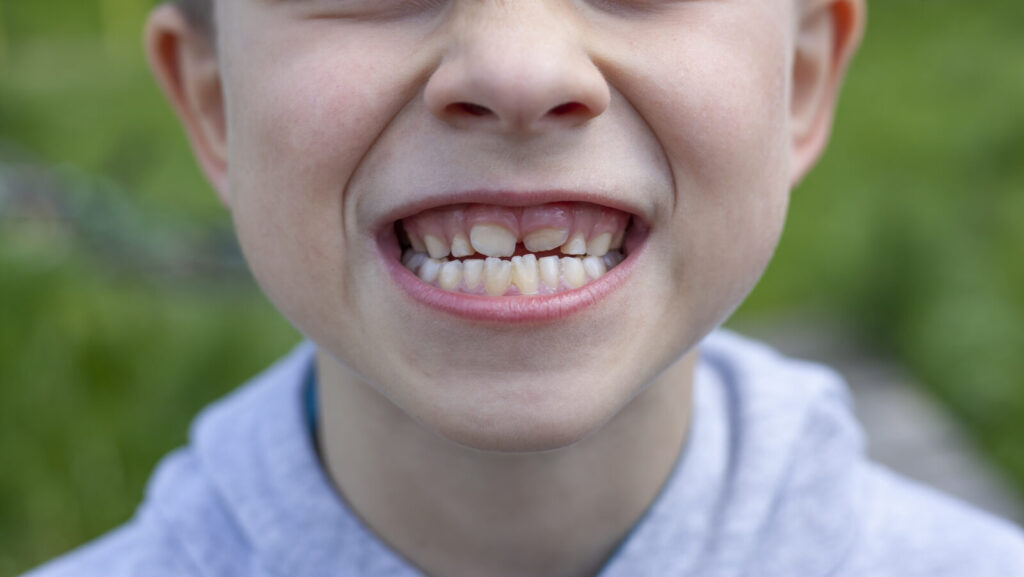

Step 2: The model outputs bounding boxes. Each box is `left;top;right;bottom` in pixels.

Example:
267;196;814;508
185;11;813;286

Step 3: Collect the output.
147;1;864;575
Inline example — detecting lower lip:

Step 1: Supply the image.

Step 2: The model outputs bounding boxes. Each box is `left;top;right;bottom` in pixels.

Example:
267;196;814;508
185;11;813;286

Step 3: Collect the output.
377;229;646;323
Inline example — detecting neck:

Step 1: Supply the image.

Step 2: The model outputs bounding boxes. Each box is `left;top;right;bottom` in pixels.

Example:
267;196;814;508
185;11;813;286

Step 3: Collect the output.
316;351;695;577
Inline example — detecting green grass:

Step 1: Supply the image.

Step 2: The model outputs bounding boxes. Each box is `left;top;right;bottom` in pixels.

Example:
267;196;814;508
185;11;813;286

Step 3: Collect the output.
2;0;1024;573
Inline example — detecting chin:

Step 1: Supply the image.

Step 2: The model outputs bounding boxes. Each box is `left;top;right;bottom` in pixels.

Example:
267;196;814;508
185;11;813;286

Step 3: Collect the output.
408;368;638;454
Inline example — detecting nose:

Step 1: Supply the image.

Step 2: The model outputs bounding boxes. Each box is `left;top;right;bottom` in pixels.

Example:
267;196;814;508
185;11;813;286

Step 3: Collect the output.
424;8;610;133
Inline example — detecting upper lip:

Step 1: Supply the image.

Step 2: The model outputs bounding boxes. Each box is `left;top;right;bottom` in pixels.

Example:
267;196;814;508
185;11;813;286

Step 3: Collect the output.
373;188;651;234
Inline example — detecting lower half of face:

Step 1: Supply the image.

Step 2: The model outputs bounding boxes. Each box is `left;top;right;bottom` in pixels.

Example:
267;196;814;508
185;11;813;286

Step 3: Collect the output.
223;0;793;452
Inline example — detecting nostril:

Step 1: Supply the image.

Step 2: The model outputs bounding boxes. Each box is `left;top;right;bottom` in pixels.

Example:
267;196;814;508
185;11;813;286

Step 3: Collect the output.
549;102;587;117
448;102;494;117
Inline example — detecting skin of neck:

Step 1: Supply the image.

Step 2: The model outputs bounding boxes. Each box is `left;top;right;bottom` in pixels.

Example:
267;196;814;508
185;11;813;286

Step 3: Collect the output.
315;348;696;577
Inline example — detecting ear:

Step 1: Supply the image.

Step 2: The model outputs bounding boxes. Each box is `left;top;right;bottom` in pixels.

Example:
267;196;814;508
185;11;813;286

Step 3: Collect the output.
145;4;231;206
789;0;866;187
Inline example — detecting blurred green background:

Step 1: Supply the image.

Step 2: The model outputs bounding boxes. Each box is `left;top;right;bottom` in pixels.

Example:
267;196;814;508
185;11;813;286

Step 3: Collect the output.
1;0;1022;573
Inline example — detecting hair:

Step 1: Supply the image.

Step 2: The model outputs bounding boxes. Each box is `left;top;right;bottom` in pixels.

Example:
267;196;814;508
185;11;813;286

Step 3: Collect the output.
176;0;214;36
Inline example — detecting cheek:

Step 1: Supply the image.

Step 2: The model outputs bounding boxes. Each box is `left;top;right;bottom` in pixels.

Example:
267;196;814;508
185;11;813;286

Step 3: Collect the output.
220;45;396;335
620;17;791;325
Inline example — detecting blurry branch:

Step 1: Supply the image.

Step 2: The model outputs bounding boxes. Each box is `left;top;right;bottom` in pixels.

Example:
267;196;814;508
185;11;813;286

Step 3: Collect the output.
0;157;249;283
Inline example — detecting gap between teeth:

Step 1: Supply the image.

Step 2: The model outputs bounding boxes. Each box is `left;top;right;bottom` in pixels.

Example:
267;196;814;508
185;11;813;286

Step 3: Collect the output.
402;250;625;296
413;222;626;260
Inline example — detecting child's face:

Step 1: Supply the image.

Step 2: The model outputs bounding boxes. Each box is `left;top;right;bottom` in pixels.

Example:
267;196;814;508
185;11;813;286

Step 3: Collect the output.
165;0;853;450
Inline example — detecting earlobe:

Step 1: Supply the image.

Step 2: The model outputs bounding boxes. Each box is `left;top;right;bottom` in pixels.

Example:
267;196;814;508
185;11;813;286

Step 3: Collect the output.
145;4;231;206
789;0;866;188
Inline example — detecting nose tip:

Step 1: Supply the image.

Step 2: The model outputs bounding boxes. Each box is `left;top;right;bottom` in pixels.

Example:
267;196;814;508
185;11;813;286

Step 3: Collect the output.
425;37;611;133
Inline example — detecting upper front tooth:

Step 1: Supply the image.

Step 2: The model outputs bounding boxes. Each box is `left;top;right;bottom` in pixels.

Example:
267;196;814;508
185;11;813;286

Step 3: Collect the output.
484;257;512;296
586;233;612;257
450;233;474;258
424;234;450;259
560;232;587;255
471;224;517;258
511;254;539;295
523;227;569;253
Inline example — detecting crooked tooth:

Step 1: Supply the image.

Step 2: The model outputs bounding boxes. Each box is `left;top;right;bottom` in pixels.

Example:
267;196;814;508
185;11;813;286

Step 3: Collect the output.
439;260;463;291
484;257;512;296
424;234;450;259
463;259;484;290
450;233;474;258
402;251;427;271
418;258;443;283
511;255;539;295
560;232;587;255
583;256;607;280
561;257;586;289
586;233;612;257
539;255;560;289
523;227;570;253
471;224;517;258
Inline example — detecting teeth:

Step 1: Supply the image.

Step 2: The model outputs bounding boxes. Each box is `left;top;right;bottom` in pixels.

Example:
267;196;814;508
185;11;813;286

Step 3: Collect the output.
538;255;560;289
603;251;624;268
402;251;427;271
583;256;607;280
418;258;443;283
450;233;474;258
408;234;426;253
586;233;612;257
424;234;449;259
523;227;570;253
439;260;462;291
610;229;625;251
484;257;513;296
463;259;484;290
511;254;539;295
561;257;586;289
560;232;587;255
471;224;517;258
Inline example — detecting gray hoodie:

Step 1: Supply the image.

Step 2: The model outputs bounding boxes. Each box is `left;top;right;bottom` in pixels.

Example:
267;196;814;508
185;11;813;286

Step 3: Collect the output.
24;331;1024;577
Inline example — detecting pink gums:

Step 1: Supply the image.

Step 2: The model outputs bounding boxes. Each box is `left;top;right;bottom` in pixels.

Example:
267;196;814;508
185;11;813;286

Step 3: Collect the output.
401;202;629;247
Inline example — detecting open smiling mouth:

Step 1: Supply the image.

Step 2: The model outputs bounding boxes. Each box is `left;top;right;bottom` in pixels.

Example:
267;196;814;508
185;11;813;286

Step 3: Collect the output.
395;202;634;297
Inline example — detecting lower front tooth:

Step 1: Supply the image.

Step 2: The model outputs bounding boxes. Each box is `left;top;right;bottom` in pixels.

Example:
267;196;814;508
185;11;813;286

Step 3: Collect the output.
583;256;607;280
538;255;560;289
511;254;539;295
561;257;586;289
463;259;484;290
484;257;512;296
419;258;443;283
439;260;463;291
